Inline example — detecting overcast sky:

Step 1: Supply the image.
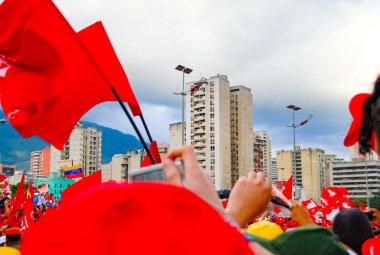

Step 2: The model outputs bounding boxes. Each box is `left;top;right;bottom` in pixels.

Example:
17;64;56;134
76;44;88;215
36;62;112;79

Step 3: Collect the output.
53;0;380;159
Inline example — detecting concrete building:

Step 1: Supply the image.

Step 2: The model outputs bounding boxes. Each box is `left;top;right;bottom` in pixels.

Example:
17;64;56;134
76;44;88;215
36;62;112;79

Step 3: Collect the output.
271;158;278;182
332;159;380;199
51;122;102;177
101;150;143;182
36;172;75;199
186;75;232;190
277;147;326;201
158;143;170;158
169;122;185;150
0;164;16;176
30;147;51;176
253;131;272;177
230;86;253;184
324;154;338;188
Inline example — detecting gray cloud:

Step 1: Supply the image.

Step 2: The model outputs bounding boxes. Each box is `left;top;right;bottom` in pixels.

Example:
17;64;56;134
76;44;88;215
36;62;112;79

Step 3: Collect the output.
52;0;380;158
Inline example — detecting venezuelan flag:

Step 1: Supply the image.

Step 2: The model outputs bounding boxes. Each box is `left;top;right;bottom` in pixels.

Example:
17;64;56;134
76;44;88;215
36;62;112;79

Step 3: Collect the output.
63;164;84;179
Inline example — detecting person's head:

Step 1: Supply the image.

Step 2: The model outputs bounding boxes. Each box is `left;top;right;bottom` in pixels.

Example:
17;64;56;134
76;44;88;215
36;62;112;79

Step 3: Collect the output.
4;227;21;250
21;182;254;255
332;208;374;255
359;75;380;154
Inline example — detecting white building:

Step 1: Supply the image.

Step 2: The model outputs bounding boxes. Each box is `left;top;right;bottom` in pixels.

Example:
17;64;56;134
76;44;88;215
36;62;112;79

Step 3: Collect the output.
50;122;102;177
169;122;184;150
332;159;380;199
253;131;272;178
271;158;278;182
101;150;143;182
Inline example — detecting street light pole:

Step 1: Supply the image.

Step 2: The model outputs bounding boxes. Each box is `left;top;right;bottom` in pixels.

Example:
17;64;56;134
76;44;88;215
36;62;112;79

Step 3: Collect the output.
364;155;370;207
175;65;193;146
286;105;301;199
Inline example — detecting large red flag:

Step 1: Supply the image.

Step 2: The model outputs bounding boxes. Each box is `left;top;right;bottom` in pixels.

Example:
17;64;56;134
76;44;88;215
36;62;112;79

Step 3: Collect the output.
60;170;102;206
140;141;162;167
0;174;6;182
0;0;139;149
282;176;292;200
8;173;26;226
77;21;142;116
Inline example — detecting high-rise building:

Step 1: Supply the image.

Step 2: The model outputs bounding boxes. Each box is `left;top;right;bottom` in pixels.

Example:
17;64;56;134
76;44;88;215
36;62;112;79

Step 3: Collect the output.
181;74;253;190
50;122;102;177
230;86;253;184
271;158;278;182
332;159;380;199
186;75;232;190
277;147;326;201
30;147;51;176
253;131;272;177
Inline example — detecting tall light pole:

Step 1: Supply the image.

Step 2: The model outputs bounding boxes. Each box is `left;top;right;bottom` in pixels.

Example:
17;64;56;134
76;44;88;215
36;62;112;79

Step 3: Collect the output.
286;105;301;198
175;65;193;146
364;155;370;207
0;118;6;164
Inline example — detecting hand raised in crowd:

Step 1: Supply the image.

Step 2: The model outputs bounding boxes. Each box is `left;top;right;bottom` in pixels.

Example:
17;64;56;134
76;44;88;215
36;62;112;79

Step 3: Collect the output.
290;201;315;226
163;146;222;211
369;208;380;228
225;171;272;228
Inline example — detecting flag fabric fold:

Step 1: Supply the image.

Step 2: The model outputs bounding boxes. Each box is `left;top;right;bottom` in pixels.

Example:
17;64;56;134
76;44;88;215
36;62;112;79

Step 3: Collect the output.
140;141;162;167
282;176;293;200
0;0;141;149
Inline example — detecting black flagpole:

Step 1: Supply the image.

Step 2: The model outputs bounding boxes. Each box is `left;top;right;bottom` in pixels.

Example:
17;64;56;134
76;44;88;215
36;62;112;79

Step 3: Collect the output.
139;115;153;143
110;87;155;164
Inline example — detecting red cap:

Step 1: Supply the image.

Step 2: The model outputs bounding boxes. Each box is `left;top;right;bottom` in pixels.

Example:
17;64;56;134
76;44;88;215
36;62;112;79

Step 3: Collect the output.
362;235;380;255
21;182;253;255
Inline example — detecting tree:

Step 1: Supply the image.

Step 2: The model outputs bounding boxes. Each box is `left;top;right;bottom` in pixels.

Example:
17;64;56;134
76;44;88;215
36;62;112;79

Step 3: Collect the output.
352;197;367;207
370;192;380;209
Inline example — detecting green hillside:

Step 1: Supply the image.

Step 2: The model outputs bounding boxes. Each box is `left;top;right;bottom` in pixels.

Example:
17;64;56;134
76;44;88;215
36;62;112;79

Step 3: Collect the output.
0;111;143;170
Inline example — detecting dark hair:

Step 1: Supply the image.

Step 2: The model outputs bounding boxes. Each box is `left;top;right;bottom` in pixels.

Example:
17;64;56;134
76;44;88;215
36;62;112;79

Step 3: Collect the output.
333;209;374;255
359;75;380;155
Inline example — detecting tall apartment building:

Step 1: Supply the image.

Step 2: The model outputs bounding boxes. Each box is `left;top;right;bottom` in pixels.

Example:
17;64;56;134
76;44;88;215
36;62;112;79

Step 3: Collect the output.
271;158;278;182
50;122;102;177
30;147;51;176
332;159;380;199
181;74;253;190
277;147;326;201
230;86;253;184
186;75;231;190
253;131;272;178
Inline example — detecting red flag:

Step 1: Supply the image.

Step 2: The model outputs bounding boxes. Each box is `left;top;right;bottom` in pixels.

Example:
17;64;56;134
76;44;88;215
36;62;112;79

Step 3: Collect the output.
359;203;366;211
282;176;292;200
140;141;162;167
0;0;137;149
0;174;6;182
61;170;102;206
8;174;26;226
77;21;142;116
302;199;320;222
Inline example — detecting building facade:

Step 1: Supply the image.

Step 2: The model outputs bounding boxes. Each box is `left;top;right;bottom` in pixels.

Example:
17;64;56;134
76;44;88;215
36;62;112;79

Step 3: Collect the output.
271;158;278;182
186;75;232;190
0;164;16;176
253;131;272;178
169;122;184;150
50;122;102;177
277;147;326;201
230;86;253;184
30;147;51;176
332;159;380;199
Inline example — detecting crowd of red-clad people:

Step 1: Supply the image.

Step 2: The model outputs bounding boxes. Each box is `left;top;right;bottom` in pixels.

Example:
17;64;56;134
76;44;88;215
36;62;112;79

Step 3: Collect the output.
0;145;378;255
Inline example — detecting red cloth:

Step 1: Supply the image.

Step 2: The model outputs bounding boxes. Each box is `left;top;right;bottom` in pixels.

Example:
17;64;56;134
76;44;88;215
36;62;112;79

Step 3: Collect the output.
359;203;366;211
362;235;380;255
21;183;254;255
282;175;292;200
77;21;142;116
140;141;162;167
8;174;26;226
302;199;320;222
0;0;138;149
0;174;6;182
60;170;102;206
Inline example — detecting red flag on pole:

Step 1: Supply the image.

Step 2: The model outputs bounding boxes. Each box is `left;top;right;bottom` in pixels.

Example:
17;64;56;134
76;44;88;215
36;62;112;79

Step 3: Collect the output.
77;21;142;116
0;0;139;149
61;170;102;206
140;141;162;167
8;173;26;226
0;174;7;182
282;176;292;200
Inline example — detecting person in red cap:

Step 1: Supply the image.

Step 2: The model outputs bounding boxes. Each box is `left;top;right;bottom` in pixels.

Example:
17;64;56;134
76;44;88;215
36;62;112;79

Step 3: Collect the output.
21;146;274;255
3;227;21;250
